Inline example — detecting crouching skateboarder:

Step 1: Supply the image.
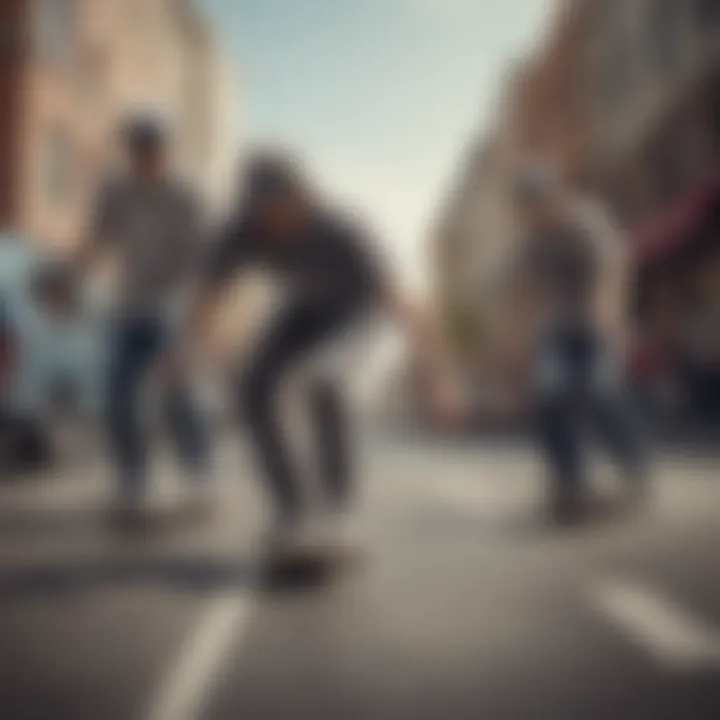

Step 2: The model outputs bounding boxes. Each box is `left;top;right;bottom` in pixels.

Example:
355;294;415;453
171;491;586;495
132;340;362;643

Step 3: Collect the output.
192;152;461;573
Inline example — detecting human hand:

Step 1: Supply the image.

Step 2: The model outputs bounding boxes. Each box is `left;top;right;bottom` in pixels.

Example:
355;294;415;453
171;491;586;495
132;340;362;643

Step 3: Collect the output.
429;378;468;429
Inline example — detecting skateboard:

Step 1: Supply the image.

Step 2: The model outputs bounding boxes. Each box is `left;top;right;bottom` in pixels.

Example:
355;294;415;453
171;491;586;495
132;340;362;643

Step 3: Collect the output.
260;539;365;591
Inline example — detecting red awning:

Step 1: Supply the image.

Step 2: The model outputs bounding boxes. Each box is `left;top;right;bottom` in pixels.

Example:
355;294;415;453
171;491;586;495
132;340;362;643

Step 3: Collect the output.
634;180;720;266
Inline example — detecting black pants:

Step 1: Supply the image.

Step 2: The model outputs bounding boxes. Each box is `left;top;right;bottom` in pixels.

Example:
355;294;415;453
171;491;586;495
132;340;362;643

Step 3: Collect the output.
240;302;357;520
681;360;720;425
0;411;51;476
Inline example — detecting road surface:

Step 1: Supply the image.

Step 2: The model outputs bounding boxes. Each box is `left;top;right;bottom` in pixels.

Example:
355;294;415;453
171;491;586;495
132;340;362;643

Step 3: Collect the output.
1;436;719;719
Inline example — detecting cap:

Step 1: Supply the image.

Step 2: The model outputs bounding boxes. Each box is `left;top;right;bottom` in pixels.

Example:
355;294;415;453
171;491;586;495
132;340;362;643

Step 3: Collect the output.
241;150;309;208
120;112;169;153
512;162;562;203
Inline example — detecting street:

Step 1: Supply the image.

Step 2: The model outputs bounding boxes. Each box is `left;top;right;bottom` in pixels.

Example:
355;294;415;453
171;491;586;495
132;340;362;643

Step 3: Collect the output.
1;436;720;720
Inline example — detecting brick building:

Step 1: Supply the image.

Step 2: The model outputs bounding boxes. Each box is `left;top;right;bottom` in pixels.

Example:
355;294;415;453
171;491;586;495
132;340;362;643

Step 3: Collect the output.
587;0;720;221
432;1;602;395
588;0;720;422
433;0;720;421
0;0;239;249
513;0;601;184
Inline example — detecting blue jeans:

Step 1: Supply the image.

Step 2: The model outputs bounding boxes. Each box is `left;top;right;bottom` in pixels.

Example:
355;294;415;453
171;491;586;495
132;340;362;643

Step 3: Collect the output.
240;301;358;521
107;316;208;493
532;326;645;493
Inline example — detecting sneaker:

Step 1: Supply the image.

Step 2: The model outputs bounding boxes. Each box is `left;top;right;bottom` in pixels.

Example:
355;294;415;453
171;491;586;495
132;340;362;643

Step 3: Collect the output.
321;508;365;562
108;488;147;528
262;514;336;564
548;488;584;526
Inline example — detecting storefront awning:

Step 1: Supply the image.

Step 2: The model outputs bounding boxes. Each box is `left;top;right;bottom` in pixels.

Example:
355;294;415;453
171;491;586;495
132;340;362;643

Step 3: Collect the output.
634;180;720;266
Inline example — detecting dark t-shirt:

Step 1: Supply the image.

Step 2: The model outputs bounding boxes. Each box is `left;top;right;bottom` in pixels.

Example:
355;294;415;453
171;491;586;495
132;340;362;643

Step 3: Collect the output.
514;222;602;329
207;211;387;315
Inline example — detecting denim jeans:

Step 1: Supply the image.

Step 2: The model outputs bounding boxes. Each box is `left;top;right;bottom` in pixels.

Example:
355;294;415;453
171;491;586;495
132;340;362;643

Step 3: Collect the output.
240;301;359;521
107;316;208;494
531;326;645;492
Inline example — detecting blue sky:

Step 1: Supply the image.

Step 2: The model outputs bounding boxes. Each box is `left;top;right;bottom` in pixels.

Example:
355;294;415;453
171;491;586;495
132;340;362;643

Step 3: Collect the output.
200;0;552;288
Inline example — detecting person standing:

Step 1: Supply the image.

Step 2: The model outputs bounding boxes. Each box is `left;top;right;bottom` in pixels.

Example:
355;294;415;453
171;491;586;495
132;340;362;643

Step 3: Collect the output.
75;115;210;517
509;165;648;523
192;151;460;560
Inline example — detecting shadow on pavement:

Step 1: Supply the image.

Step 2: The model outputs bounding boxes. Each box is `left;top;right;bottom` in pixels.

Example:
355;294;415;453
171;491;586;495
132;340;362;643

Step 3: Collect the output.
0;506;105;541
0;552;360;601
0;498;222;541
0;555;256;603
400;492;645;545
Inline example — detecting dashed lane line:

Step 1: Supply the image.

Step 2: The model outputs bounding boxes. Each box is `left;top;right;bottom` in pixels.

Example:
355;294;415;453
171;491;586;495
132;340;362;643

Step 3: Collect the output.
590;579;720;669
144;589;257;720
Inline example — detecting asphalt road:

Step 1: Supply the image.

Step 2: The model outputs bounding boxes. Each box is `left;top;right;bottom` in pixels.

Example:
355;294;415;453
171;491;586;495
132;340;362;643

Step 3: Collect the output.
1;435;720;720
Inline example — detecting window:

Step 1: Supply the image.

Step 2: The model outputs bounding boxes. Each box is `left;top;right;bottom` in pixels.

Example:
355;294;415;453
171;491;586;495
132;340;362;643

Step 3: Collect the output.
35;0;76;64
712;83;720;157
44;130;75;207
649;0;683;74
602;34;633;103
591;1;639;114
592;0;631;104
126;0;160;39
76;48;106;104
650;133;697;205
694;0;720;25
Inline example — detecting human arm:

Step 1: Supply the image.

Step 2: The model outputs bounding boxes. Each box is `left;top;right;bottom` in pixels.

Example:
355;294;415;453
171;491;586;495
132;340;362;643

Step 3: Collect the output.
185;221;252;360
381;284;466;426
497;239;540;376
338;217;466;425
71;179;119;279
175;186;207;284
582;200;632;352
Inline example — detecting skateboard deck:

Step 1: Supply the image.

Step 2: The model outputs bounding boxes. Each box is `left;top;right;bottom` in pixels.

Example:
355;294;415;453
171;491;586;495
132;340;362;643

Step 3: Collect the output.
261;541;365;591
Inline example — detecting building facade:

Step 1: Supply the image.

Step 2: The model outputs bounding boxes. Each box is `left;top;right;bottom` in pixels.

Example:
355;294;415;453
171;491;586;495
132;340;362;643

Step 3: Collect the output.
589;0;720;223
432;60;543;403
202;46;242;215
432;0;601;385
0;0;240;249
588;0;720;422
512;0;601;184
0;0;27;225
433;0;720;421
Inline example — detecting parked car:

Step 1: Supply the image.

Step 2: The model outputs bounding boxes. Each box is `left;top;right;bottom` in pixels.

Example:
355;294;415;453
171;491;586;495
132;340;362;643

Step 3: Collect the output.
0;234;109;475
0;232;233;478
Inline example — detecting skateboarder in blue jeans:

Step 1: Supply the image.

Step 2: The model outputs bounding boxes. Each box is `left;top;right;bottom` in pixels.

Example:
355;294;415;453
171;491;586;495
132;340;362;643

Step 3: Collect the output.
510;165;648;523
74;116;210;517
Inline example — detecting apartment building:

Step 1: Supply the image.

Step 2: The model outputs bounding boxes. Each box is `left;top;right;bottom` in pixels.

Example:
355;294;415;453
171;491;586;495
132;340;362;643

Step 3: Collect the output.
432;1;600;381
588;0;720;222
432;63;540;398
0;0;240;248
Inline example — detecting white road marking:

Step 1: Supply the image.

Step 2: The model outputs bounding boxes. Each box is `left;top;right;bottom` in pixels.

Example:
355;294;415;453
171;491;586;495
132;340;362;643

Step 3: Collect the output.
144;591;256;720
591;580;720;668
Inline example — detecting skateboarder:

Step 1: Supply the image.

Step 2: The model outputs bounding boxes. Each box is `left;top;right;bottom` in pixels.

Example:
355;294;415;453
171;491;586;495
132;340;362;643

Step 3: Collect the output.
509;164;648;523
192;151;461;561
74;115;211;519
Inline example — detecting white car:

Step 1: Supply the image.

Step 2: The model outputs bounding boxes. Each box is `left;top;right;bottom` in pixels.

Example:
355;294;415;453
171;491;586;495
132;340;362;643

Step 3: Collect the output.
0;233;232;475
0;234;109;472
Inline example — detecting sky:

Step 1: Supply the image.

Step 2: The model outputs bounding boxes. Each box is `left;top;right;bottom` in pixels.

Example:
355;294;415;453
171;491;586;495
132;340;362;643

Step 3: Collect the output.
200;0;553;290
